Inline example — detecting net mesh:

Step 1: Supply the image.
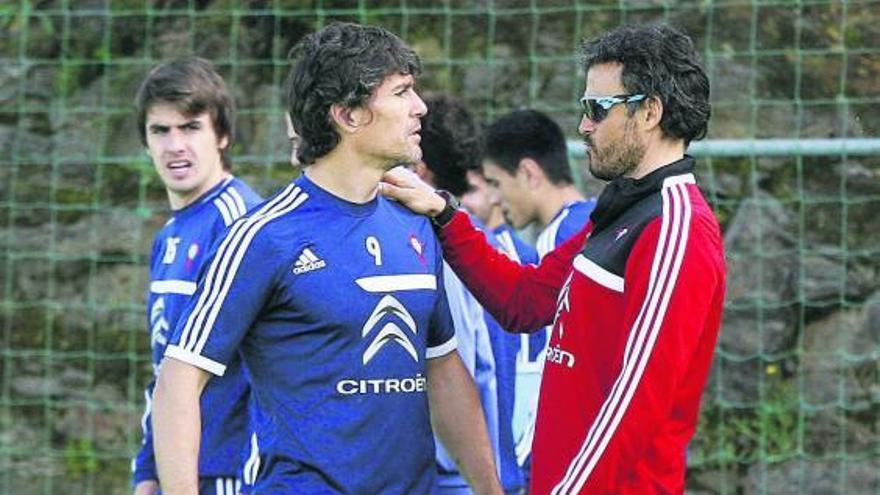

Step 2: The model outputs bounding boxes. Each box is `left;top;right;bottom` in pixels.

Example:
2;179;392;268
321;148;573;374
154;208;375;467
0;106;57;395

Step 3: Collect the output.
1;1;878;493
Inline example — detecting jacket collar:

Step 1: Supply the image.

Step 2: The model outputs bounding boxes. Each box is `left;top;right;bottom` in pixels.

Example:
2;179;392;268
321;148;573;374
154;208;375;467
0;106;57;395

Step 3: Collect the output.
589;155;695;234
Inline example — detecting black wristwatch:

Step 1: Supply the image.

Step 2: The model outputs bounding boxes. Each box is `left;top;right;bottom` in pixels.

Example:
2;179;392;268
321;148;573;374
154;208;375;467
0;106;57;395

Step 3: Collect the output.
431;190;459;228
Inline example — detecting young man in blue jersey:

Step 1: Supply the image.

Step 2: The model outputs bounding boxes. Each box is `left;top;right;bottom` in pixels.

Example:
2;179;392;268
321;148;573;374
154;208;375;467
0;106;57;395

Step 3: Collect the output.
151;23;503;495
410;93;501;494
132;57;262;495
461;149;539;495
461;167;539;267
482;109;596;485
415;93;543;495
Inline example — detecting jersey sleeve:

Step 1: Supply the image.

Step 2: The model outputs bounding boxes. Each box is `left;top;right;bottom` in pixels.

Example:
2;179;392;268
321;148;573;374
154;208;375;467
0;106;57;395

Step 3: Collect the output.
164;224;283;375
553;211;726;493
426;245;457;359
439;211;590;333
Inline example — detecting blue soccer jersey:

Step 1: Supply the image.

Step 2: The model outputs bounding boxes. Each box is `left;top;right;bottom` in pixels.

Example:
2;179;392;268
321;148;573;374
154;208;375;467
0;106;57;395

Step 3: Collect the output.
514;199;595;480
435;251;499;493
134;176;262;485
485;223;538;493
535;199;596;259
165;174;457;494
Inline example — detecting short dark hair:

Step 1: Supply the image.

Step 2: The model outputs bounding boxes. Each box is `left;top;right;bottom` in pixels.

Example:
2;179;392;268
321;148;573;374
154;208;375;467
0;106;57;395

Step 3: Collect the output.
135;57;235;170
484;109;573;185
285;22;422;165
419;93;482;197
581;23;711;145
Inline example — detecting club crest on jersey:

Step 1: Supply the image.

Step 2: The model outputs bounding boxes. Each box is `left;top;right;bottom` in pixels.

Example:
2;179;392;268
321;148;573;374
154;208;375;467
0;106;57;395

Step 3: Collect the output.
408;234;426;264
292;247;326;274
184;243;200;272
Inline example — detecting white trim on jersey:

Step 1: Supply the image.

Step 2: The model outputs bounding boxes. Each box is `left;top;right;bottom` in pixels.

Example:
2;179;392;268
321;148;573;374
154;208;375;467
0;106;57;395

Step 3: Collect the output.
551;180;693;495
139;388;151;441
494;230;522;263
214;189;247;227
178;183;308;359
222;190;245;219
537;207;571;259
196;176;235;207
426;334;457;359
213;195;234;226
150;279;197;295
243;432;261;486
164;344;227;376
226;186;248;217
573;255;625;293
215;477;239;495
355;274;437;293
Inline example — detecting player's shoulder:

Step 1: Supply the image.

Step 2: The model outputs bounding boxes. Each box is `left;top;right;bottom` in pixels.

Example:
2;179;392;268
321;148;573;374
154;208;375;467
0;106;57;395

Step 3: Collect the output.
563;199;596;228
381;195;435;228
210;177;264;227
225;176;264;208
237;180;311;233
570;197;597;215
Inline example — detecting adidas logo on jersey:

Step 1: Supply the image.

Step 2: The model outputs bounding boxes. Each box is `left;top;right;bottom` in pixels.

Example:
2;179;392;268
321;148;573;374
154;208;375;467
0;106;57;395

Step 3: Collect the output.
292;248;326;274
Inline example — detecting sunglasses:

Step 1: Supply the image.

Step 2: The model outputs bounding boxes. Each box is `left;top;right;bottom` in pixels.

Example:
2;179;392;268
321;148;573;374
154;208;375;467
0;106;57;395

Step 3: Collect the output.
579;94;646;123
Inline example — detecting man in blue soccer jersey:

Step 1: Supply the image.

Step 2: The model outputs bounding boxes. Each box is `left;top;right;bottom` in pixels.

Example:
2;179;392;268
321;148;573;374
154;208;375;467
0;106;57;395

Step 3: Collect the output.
460;167;539;266
151;23;503;495
410;93;501;494
481;109;596;485
461;157;539;495
132;57;263;495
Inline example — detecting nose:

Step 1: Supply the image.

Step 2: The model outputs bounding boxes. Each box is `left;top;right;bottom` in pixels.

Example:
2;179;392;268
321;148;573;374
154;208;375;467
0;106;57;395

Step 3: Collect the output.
413;92;428;117
165;129;186;153
578;113;596;135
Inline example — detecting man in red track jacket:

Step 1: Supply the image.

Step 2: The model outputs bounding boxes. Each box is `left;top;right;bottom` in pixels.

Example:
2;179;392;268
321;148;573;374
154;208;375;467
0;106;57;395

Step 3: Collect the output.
382;23;726;494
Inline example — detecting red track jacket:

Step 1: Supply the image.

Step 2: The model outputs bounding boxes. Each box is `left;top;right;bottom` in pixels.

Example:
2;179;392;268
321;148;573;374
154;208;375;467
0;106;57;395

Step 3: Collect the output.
438;157;726;494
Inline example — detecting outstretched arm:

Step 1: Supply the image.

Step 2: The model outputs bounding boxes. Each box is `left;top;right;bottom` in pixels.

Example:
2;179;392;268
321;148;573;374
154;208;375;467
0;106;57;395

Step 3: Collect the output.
382;168;589;332
152;358;211;495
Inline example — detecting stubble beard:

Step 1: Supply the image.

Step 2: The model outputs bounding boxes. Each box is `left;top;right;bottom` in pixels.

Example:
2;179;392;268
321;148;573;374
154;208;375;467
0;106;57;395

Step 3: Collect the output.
586;121;645;181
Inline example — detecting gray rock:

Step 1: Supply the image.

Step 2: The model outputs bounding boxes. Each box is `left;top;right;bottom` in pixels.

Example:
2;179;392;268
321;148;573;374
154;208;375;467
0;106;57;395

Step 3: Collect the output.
745;456;879;494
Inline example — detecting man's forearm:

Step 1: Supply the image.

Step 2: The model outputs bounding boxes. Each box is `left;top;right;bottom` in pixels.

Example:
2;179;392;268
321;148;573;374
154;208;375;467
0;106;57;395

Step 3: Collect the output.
152;358;209;495
428;352;503;495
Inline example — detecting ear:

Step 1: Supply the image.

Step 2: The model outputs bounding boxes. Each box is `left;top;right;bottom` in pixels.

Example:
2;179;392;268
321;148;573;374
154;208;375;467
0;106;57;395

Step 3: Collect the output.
640;96;663;131
519;158;544;189
218;134;230;151
329;103;368;134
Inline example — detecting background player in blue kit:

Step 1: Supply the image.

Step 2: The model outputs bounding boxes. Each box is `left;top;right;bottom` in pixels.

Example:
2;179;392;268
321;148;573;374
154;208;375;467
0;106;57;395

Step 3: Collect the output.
151;23;503;495
132;57;262;495
410;93;501;494
482;109;596;485
415;93;538;495
461;168;539;269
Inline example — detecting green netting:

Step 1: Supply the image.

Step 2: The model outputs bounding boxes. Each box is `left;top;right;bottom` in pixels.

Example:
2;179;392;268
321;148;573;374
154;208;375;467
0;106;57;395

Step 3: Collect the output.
1;1;878;493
